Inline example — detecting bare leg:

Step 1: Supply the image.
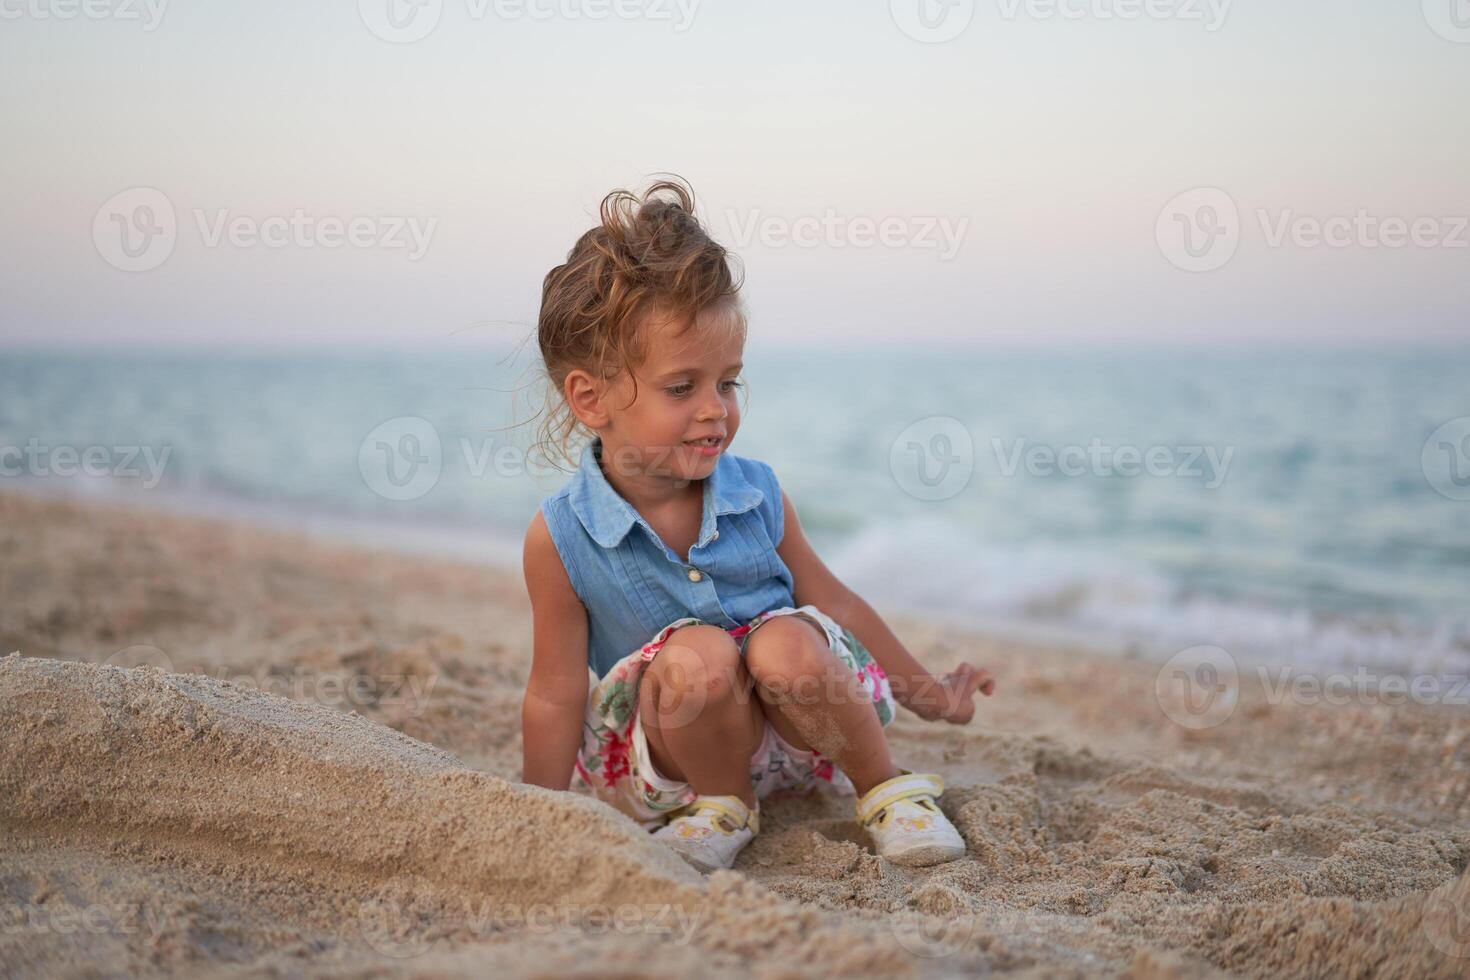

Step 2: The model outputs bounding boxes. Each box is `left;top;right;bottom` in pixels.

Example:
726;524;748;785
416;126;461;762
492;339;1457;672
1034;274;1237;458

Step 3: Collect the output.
743;615;901;797
639;625;766;809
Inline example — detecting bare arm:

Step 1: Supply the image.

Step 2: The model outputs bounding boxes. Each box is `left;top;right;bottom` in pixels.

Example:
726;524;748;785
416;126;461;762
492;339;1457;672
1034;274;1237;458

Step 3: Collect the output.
521;510;591;790
775;489;994;723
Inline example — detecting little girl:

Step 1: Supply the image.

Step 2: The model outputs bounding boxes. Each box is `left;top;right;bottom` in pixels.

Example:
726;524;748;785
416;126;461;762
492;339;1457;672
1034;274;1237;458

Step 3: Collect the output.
520;177;995;872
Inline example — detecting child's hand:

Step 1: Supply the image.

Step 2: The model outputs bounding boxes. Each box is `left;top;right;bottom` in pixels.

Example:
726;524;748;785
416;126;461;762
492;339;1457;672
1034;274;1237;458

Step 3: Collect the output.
928;663;995;725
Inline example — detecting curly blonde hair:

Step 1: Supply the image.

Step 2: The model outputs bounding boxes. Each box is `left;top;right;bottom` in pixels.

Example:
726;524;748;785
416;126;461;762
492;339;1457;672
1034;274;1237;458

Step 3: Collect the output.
528;175;747;472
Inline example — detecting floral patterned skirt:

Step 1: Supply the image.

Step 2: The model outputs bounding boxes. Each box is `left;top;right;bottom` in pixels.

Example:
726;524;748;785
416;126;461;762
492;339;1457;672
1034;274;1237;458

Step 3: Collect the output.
571;604;896;830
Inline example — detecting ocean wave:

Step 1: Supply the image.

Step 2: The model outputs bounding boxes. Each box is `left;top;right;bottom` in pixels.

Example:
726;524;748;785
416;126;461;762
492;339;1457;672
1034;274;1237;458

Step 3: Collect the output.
828;518;1470;677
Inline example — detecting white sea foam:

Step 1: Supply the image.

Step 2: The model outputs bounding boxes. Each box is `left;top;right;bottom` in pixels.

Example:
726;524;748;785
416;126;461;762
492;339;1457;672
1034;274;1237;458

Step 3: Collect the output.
828;517;1470;678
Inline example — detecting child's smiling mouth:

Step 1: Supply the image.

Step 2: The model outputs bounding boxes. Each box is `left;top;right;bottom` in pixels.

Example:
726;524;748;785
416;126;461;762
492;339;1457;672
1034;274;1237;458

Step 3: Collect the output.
683;436;725;456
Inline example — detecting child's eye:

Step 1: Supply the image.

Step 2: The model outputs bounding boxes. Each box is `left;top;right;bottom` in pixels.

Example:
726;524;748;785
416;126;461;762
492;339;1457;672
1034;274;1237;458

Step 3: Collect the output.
666;381;743;398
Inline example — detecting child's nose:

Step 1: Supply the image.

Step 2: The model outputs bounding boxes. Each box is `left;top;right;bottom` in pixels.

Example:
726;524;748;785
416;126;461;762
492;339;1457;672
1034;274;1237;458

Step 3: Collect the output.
696;391;727;420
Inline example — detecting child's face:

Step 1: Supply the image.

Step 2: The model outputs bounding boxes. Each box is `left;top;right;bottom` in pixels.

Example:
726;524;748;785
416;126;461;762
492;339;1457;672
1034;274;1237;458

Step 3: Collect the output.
601;306;745;484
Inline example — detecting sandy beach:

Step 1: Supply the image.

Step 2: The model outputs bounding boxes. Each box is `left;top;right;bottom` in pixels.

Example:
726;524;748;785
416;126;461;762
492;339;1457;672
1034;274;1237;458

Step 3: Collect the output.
2;488;1467;978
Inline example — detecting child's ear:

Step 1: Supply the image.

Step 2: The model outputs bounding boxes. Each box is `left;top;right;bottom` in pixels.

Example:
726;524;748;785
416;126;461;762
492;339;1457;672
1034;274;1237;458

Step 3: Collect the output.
564;368;610;430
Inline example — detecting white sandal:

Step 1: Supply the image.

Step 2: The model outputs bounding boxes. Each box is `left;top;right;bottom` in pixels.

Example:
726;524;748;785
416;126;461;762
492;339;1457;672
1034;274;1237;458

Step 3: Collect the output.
651;795;760;872
856;769;966;867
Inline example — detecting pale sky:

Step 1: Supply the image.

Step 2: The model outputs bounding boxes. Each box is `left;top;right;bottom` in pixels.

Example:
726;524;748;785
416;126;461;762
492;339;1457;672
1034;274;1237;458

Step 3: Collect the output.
2;0;1467;348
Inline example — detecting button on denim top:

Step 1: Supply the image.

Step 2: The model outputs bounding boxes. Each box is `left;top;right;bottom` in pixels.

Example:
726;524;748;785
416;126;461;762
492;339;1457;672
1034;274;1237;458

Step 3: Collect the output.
539;437;796;680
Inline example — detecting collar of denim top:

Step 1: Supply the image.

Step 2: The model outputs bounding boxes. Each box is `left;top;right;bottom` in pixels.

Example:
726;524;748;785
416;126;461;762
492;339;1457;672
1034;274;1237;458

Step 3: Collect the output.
568;436;764;550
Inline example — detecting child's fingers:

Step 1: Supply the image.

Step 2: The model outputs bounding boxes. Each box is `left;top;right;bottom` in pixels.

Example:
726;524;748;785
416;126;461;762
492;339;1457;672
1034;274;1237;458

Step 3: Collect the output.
953;663;995;697
937;664;994;718
934;670;966;718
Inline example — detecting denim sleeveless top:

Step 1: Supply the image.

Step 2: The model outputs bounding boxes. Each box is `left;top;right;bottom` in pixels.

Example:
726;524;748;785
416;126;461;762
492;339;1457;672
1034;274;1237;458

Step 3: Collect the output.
539;437;796;680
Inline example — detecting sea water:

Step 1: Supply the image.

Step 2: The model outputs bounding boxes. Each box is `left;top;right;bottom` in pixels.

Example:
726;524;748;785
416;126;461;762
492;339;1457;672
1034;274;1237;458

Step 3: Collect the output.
3;343;1467;677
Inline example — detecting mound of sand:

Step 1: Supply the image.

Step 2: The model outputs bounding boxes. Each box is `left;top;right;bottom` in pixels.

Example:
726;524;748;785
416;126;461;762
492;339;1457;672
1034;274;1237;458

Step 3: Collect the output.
0;655;984;977
3;492;1469;978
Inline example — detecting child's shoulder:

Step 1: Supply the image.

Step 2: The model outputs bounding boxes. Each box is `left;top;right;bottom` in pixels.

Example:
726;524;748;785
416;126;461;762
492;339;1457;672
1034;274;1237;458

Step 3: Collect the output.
721;448;780;489
531;464;582;554
719;451;786;537
721;451;787;546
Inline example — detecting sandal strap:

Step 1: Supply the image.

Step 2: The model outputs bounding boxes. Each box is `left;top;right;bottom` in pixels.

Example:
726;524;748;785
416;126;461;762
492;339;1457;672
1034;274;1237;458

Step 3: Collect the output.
855;771;945;827
682;795;759;835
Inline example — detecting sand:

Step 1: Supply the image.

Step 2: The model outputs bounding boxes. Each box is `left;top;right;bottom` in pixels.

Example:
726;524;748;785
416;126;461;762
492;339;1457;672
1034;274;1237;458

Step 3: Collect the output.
2;489;1468;978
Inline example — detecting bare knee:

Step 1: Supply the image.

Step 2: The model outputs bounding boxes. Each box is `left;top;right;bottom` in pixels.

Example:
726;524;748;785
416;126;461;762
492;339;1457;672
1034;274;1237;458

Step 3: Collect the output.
642;625;750;725
744;616;844;705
